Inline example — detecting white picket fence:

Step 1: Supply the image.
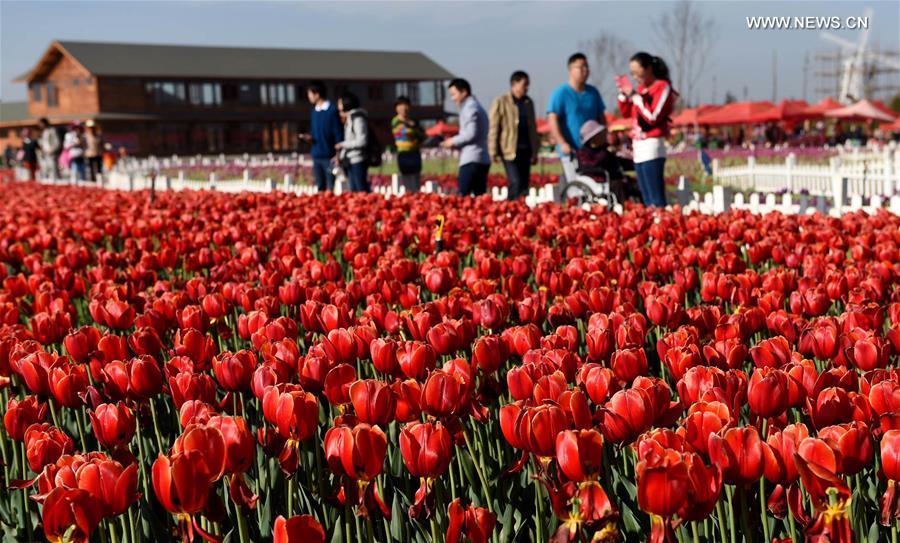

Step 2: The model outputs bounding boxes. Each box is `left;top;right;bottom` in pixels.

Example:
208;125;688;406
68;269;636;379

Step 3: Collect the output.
713;144;900;199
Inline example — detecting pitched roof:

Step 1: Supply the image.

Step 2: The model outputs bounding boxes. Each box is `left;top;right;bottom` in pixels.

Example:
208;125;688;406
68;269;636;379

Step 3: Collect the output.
0;101;29;123
43;41;455;81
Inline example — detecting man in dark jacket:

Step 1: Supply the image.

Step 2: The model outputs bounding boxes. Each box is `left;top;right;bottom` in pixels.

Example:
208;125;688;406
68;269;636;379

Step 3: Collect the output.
300;81;344;192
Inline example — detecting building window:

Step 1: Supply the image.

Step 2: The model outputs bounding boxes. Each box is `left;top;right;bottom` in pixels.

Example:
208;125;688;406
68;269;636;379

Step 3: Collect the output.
30;83;42;102
368;84;383;102
84;77;94;85
72;78;80;86
238;83;260;105
201;83;222;106
46;82;58;107
148;81;187;105
189;83;203;106
285;84;295;105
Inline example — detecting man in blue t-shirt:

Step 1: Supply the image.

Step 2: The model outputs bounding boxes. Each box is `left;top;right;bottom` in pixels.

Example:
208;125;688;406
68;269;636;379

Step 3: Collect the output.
547;53;606;192
300;80;344;192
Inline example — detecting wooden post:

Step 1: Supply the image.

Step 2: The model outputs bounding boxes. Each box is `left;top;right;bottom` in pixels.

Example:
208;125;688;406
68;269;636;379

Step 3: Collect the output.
785;153;795;193
831;176;847;216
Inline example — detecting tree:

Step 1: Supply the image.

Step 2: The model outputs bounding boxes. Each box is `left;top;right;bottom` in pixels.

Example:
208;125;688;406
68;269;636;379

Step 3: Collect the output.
652;0;718;107
724;91;737;104
579;31;633;106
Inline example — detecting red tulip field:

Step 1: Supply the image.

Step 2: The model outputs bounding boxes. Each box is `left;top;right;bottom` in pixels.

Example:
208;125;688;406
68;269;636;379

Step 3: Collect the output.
3;180;900;543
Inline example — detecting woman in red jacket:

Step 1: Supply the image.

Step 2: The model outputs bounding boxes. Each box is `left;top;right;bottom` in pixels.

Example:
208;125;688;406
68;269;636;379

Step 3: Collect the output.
617;52;678;207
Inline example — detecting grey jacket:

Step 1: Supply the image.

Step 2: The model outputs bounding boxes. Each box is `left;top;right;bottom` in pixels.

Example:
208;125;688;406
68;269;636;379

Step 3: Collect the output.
340;108;368;165
40;127;60;155
451;96;490;166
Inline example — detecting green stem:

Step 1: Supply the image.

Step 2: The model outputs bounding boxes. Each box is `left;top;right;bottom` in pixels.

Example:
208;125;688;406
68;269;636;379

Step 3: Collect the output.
463;427;493;508
21;442;33;543
759;477;769;543
740;487;754;543
534;468;544;543
366;515;375;543
692;521;701;543
726;486;736;543
75;407;89;452
715;495;727;543
286;475;294;517
787;505;797;543
236;486;250;543
148;399;165;454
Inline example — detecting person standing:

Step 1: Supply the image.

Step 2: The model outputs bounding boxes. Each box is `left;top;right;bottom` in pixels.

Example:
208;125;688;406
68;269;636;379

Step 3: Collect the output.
84;120;103;182
64;122;86;181
489;71;539;200
617;52;677;208
547;53;606;195
38;118;60;180
335;92;371;193
441;79;490;196
300;81;343;192
20;128;39;181
391;96;424;193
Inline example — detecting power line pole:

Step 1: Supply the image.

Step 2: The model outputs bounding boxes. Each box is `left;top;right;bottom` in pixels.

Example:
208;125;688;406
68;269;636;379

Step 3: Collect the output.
802;52;809;100
711;75;717;104
772;49;778;102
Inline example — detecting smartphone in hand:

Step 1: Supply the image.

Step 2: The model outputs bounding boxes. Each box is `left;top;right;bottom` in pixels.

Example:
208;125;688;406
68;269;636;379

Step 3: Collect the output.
615;75;633;94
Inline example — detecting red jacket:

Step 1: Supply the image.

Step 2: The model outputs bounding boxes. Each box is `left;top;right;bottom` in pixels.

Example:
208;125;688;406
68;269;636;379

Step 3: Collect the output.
617;79;677;140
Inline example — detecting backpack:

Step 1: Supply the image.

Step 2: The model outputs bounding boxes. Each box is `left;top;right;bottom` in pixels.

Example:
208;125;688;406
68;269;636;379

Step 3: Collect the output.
351;111;383;167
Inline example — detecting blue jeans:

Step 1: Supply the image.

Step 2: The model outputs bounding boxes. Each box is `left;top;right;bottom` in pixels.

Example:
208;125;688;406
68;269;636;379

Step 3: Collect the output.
312;157;335;192
71;157;86;181
635;157;667;207
458;162;489;196
503;150;531;200
347;161;370;193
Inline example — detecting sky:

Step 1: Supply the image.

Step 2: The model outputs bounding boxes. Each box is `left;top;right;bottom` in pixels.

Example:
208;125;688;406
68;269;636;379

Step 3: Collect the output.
1;0;898;113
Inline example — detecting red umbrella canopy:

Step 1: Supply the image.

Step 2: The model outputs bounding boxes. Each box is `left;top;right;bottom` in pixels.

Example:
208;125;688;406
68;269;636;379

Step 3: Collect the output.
776;99;811;120
426;121;459;137
671;104;724;126
802;97;842;116
825;99;897;122
872;100;898;120
697;101;778;125
880;118;900;132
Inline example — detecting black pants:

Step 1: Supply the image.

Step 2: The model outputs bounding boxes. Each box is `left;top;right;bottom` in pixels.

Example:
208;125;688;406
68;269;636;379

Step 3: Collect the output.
503;150;531;200
88;156;102;181
458;162;489;196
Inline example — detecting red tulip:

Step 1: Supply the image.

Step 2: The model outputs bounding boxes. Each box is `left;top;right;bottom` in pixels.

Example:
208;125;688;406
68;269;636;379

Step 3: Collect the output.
152;450;214;515
349;379;396;426
599;388;654;445
25;423;74;472
396;341;437;381
400;421;453;479
89;402;136;449
555;429;604;482
206;415;255;474
273;514;325;543
708;426;768;486
748;367;790;419
212;349;257;391
749;336;793;368
4;395;46;441
75;458;139;517
40;487;103;543
446;498;497;543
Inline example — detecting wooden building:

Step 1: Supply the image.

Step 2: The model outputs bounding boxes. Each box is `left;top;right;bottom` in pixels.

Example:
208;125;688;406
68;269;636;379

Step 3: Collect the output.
1;40;454;155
